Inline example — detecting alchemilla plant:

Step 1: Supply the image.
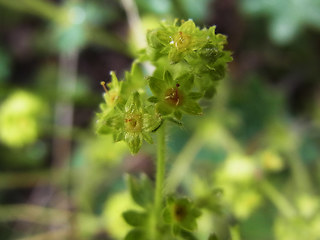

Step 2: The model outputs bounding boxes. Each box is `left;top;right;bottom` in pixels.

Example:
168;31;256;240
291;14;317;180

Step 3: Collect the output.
96;19;232;240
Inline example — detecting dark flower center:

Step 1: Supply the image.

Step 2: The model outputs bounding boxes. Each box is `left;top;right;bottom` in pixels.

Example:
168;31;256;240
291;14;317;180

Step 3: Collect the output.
125;113;142;132
164;84;183;106
174;204;187;221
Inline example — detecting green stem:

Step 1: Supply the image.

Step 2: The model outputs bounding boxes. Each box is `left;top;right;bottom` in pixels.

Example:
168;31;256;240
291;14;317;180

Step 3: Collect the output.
260;180;296;218
166;132;202;193
155;121;166;216
287;152;313;194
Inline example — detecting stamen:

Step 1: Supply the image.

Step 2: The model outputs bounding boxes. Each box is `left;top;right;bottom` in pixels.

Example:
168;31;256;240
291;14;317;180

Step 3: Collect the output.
100;81;108;93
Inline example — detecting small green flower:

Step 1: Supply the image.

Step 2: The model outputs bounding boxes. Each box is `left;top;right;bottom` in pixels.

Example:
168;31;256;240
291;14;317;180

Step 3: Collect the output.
96;71;124;135
148;71;202;118
103;72;122;106
163;196;201;233
146;19;232;99
147;19;207;63
104;92;161;154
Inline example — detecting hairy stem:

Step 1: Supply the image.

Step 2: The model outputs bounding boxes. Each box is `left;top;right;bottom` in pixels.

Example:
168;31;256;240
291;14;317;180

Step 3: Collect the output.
155;121;166;216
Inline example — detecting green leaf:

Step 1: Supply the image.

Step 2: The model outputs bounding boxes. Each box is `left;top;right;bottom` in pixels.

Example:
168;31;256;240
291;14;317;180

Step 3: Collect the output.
180;230;198;240
163;207;171;223
208;233;219;240
124;228;146;240
149;76;166;96
127;174;154;207
123;210;147;227
188;92;203;100
174;110;182;120
172;224;181;236
147;96;159;103
210;64;226;81
204;85;216;99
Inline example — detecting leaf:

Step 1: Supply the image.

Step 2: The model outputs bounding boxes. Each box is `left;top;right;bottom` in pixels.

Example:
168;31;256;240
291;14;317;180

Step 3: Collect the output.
147;96;159;103
127;174;154;207
162;207;171;223
124;228;146;240
204;85;216;99
188;92;203;100
180;230;198;240
174;110;182;120
208;233;219;240
123;210;147;227
173;224;181;236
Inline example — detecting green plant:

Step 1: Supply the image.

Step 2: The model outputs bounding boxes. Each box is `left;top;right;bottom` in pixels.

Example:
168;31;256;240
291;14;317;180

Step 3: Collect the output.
96;19;232;240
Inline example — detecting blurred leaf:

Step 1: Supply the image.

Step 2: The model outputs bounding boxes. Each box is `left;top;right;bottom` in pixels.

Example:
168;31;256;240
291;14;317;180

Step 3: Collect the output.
208;233;219;240
123;210;147;227
127;174;154;208
124;228;146;240
136;0;172;15
0;48;11;82
241;0;320;44
177;0;211;21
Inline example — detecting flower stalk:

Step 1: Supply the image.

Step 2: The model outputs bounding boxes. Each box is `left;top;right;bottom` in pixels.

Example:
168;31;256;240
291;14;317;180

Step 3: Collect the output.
155;121;166;216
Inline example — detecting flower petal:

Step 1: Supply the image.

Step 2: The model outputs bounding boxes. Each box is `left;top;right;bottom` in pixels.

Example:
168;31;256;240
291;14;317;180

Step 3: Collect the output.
125;132;142;154
181;100;202;115
156;102;173;116
149;76;166;97
142;132;153;144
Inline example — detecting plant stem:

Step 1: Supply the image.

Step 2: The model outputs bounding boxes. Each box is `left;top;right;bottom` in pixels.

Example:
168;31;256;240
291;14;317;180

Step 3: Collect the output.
155;121;166;216
260;180;296;218
166;132;202;193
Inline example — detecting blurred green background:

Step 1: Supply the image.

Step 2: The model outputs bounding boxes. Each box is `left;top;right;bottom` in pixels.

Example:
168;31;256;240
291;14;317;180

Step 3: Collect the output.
0;0;320;239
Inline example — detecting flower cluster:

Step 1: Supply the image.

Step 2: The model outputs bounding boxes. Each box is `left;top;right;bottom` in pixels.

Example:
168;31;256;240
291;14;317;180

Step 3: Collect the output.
146;19;232;98
96;19;231;154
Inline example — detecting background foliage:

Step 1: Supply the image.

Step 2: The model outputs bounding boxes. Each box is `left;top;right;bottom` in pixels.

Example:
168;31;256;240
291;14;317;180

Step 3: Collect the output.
0;0;320;239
